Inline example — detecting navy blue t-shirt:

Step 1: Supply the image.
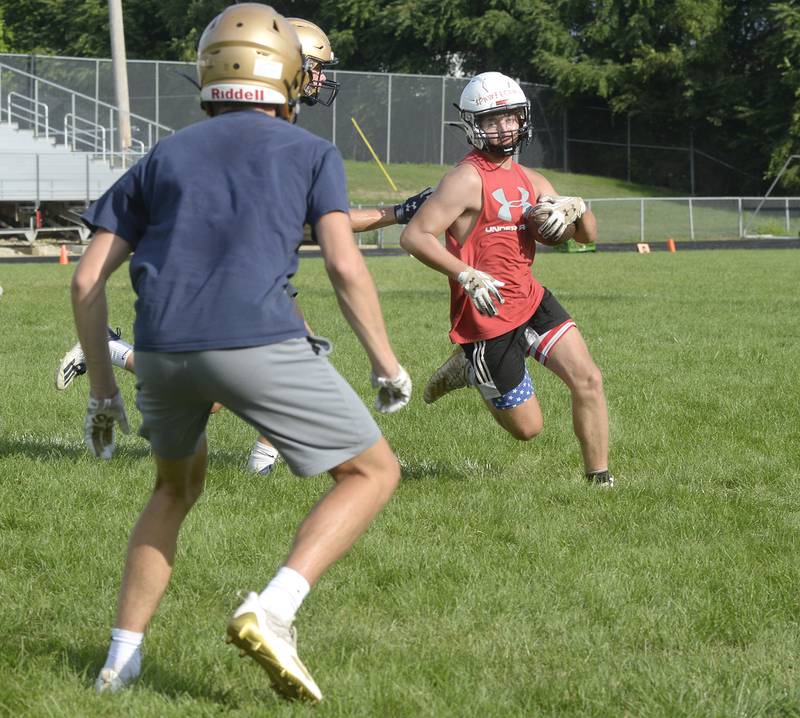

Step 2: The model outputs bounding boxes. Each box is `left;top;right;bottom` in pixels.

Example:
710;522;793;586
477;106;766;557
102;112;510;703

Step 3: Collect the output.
82;110;350;351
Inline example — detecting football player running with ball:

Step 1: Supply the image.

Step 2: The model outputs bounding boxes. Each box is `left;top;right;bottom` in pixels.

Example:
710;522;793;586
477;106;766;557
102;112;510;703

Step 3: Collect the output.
400;72;614;487
56;17;430;476
75;4;411;702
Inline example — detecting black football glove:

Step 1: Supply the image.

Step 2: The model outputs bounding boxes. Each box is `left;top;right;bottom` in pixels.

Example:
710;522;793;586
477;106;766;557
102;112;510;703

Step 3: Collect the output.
394;187;433;224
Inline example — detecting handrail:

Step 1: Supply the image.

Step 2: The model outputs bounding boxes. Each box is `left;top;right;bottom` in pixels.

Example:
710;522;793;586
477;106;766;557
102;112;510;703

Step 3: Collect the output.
7;91;49;138
0;60;173;135
64;113;106;159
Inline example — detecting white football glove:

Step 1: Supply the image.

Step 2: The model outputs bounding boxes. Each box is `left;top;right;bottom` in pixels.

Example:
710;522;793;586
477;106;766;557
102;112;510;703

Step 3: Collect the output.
371;364;412;414
84;391;130;460
527;195;586;243
457;267;505;317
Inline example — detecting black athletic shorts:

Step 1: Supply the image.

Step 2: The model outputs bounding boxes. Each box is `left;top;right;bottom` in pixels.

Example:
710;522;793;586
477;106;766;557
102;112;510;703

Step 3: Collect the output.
462;288;575;404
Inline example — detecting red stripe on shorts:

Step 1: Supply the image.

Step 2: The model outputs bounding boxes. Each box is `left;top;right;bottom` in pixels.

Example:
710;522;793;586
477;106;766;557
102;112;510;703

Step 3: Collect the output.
533;320;576;365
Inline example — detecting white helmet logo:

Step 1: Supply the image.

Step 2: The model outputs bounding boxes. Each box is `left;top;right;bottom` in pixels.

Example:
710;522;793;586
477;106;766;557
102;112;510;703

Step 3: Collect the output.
492;187;532;221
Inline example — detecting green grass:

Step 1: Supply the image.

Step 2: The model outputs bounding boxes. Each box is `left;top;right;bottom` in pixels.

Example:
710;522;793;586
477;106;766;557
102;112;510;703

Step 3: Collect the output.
344;160;671;206
1;249;800;716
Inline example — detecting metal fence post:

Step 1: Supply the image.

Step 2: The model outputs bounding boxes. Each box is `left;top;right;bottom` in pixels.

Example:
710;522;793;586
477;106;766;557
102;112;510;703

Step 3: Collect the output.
70;94;76;149
786;197;791;233
378;202;384;248
94;59;100;128
154;61;160;134
689;129;695;196
34;78;39;136
688;197;695;240
738;197;743;238
440;75;445;165
331;71;336;145
35;153;40;208
626;114;631;183
386;74;392;165
640;198;645;243
562;108;568;172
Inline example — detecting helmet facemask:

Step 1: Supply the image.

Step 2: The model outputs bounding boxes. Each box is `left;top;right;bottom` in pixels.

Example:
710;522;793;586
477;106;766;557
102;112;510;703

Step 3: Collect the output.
461;103;532;157
301;55;340;106
287;18;340;107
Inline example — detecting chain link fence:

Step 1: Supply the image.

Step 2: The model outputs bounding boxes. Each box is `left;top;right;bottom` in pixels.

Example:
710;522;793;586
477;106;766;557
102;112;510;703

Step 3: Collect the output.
0;53;764;196
356;196;800;248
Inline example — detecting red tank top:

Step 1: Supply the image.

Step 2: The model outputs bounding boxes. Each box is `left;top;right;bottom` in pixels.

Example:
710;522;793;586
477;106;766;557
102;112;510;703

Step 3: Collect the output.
446;150;545;344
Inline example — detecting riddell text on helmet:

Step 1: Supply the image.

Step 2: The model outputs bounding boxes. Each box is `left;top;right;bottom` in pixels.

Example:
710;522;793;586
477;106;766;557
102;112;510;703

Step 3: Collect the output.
210;87;267;101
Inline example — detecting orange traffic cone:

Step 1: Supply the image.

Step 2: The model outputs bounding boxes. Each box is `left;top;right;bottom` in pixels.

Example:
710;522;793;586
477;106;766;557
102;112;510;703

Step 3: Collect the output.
59;244;69;265
666;238;677;253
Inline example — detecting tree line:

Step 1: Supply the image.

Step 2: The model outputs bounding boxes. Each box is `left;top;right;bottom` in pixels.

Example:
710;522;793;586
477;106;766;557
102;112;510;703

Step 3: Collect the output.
1;0;798;191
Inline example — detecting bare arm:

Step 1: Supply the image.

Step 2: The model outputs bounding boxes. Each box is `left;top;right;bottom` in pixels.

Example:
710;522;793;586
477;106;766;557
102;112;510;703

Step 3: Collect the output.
71;230;132;398
350;206;396;233
315;210;400;379
349;187;435;233
573;208;597;244
399;166;479;279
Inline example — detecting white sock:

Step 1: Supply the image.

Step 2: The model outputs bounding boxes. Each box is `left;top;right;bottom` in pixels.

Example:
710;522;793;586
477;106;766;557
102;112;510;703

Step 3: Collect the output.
247;441;279;473
108;339;133;369
251;441;278;461
104;627;143;679
258;566;310;623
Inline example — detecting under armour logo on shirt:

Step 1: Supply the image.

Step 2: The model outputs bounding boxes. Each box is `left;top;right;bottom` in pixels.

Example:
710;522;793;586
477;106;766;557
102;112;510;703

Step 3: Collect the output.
491;187;532;221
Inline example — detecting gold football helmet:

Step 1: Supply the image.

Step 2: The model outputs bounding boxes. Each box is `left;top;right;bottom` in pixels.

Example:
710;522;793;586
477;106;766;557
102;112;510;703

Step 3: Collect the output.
197;4;305;121
287;18;340;106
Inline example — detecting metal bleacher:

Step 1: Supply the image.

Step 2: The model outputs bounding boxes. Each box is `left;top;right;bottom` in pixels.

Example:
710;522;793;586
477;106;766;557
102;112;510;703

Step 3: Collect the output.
0;61;173;244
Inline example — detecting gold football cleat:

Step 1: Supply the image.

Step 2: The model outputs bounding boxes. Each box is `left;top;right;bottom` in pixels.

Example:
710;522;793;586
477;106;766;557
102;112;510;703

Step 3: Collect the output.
226;593;322;704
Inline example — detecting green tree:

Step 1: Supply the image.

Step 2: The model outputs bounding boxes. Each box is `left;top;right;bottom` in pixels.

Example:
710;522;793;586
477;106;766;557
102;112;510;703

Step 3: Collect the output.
0;0;797;190
0;7;12;52
764;2;800;189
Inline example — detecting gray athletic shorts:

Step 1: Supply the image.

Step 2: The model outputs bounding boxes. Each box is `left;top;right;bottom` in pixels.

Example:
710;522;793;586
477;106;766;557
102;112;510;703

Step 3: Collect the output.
134;336;382;477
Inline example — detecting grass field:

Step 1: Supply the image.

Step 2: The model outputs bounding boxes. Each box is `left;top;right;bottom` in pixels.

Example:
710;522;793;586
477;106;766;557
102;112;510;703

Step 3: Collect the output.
343;160;673;206
1;249;800;716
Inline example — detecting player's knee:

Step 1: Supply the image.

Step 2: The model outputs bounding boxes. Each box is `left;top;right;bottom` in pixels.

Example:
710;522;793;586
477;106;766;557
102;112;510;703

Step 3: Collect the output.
368;441;401;489
508;416;543;441
331;439;400;495
154;474;204;511
585;365;604;395
382;453;402;493
573;363;603;398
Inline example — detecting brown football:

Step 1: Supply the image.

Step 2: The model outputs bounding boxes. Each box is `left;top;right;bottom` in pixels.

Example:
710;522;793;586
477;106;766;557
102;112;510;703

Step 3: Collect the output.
526;218;576;247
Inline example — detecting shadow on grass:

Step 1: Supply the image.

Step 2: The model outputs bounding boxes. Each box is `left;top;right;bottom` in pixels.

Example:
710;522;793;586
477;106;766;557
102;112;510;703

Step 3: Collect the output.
52;640;244;706
399;458;502;482
0;436;141;462
0;435;255;470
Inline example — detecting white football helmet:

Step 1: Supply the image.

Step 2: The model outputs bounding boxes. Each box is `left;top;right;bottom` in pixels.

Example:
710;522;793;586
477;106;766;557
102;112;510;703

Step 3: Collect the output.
458;72;532;156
